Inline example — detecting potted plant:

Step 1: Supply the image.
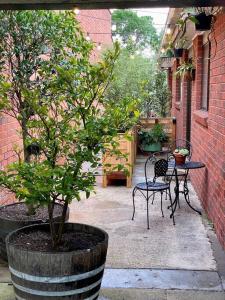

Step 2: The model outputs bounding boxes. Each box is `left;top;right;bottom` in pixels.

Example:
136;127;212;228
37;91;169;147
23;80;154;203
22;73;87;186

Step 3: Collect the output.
1;11;125;300
176;7;219;34
163;39;175;58
193;7;215;31
0;10;74;261
139;124;168;152
175;60;195;81
173;148;189;165
173;37;187;58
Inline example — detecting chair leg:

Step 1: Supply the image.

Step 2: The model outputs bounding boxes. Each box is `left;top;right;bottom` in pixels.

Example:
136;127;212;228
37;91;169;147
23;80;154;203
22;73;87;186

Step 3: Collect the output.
147;198;150;229
174;185;180;208
151;192;155;204
160;191;164;218
169;188;175;225
132;187;137;221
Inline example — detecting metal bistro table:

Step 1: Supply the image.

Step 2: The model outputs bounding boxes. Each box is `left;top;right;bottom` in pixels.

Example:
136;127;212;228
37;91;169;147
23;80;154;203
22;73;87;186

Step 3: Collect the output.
169;161;205;219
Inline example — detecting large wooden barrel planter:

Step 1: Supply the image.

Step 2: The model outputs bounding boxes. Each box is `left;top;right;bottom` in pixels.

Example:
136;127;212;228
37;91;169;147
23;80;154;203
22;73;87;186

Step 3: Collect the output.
6;223;108;300
0;203;69;262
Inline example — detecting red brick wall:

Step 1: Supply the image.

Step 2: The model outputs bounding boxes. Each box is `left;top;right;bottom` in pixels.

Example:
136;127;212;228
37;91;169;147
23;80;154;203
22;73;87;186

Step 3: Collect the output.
171;57;188;141
77;9;112;60
0;10;112;206
0;115;20;205
170;14;225;249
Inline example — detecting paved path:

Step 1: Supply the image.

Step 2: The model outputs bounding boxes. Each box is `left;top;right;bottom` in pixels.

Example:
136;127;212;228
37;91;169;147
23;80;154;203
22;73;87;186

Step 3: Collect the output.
0;156;225;299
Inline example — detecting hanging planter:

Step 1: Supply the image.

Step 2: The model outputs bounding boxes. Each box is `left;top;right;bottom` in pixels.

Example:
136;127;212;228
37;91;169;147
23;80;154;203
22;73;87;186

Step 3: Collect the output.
183;69;196;81
175;61;195;81
195;12;213;31
173;37;187;58
173;48;183;58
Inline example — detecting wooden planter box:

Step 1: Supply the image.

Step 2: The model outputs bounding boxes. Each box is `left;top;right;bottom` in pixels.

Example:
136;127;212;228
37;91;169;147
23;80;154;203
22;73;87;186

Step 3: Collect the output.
102;129;136;188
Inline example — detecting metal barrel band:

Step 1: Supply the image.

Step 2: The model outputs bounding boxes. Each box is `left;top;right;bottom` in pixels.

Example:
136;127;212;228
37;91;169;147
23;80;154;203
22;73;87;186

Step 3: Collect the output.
9;263;105;283
12;278;102;296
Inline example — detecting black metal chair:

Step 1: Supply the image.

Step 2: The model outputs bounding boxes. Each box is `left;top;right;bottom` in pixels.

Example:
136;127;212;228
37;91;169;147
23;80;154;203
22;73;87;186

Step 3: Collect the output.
132;156;175;229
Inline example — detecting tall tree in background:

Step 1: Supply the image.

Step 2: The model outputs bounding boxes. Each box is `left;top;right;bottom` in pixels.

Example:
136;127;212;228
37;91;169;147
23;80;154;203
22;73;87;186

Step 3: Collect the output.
105;49;156;103
108;9;171;118
112;9;160;51
140;71;171;117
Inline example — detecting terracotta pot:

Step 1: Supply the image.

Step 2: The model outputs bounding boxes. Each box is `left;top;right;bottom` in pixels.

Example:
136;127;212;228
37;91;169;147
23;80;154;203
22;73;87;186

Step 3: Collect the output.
174;153;186;165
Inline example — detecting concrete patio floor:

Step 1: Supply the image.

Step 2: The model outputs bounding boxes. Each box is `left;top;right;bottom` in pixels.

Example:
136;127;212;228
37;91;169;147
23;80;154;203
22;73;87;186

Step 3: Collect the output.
0;156;225;299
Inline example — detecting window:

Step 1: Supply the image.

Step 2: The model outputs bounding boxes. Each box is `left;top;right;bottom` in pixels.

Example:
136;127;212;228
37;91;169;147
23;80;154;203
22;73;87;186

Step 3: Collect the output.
201;42;211;110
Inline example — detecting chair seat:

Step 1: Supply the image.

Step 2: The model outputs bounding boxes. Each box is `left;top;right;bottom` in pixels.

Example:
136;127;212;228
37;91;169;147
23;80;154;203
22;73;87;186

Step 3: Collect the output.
135;181;169;191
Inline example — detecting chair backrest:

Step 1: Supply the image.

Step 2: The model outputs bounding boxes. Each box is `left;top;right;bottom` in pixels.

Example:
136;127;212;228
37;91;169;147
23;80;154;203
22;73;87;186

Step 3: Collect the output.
169;139;192;160
144;156;168;184
154;159;168;180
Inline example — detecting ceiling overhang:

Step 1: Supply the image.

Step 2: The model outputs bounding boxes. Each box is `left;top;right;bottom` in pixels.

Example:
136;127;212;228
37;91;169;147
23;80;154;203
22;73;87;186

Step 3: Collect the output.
0;0;223;10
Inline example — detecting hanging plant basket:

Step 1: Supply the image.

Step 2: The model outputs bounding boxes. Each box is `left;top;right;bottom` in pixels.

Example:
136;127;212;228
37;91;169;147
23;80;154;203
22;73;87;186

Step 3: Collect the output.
173;48;183;58
183;69;196;81
195;13;213;31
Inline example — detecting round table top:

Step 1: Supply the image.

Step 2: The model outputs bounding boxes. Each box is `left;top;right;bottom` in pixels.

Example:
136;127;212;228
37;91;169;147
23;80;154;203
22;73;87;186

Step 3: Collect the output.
174;161;205;170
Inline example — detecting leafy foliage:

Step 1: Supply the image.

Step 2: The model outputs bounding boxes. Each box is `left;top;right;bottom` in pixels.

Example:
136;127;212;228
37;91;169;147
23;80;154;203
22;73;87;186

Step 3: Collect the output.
174;148;189;156
112;10;160;51
0;11;131;248
140;71;171;118
175;61;195;78
139;124;168;145
105;49;156;111
105;49;171;118
0;10;90;163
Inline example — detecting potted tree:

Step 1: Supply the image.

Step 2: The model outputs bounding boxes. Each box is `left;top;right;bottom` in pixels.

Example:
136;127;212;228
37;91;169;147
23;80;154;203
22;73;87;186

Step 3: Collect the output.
0;10;73;261
139;124;168;153
0;11;126;300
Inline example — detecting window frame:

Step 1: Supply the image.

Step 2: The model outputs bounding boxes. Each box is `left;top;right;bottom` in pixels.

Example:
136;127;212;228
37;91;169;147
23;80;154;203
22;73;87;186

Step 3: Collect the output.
201;41;211;111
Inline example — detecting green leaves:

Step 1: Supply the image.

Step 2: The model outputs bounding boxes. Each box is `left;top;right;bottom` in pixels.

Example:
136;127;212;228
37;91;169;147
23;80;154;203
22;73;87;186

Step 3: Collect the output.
112;10;160;51
0;11;128;209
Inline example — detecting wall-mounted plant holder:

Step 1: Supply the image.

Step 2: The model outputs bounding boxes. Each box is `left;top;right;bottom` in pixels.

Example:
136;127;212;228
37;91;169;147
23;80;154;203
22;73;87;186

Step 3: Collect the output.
194;13;213;31
173;48;183;58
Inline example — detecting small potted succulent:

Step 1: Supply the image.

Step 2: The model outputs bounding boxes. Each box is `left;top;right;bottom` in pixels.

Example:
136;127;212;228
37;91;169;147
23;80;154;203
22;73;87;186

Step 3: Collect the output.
173;148;189;165
139;124;168;153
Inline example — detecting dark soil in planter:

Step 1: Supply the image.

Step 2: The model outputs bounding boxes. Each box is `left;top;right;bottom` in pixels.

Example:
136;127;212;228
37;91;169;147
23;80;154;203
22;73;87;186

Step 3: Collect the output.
0;202;69;261
0;202;63;222
10;227;103;252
